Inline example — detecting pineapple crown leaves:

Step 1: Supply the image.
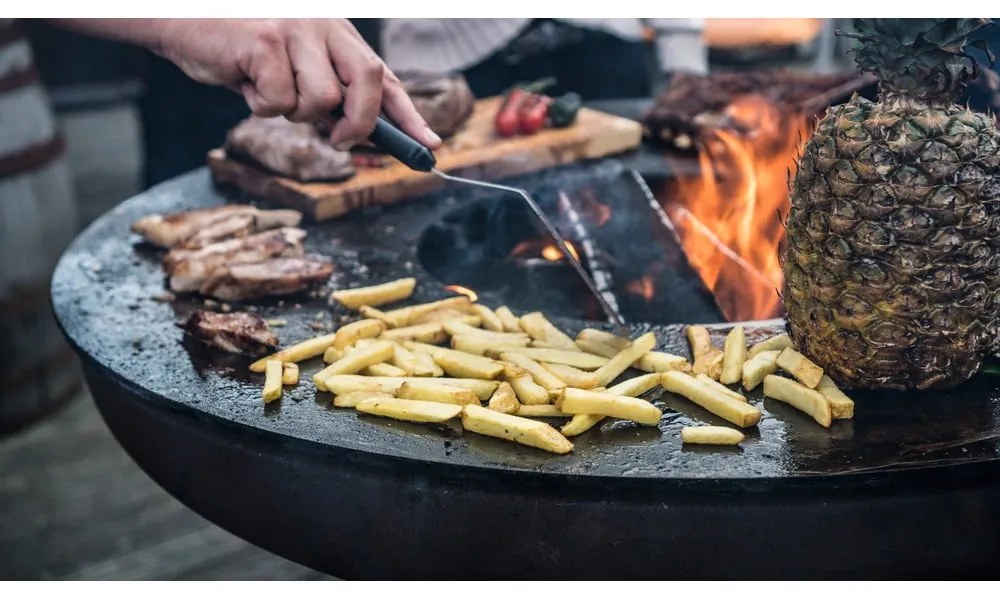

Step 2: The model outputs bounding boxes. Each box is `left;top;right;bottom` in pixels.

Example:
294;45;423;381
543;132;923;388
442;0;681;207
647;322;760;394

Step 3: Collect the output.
838;19;995;101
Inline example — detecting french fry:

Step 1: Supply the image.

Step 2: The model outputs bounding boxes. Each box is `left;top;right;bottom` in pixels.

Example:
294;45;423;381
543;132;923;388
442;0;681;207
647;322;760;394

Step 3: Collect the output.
576;335;689;373
356;397;464;423
323;346;342;363
817;375;855;420
695;374;747;403
741;350;781;391
281;362;299;385
559;374;662;435
693;349;724;380
591;333;657;387
660;371;762;428
411;350;445;378
325;375;498;399
495;306;523;332
333;318;386;350
395;380;480;405
333;390;394;408
413;309;481;327
557;388;661;426
501;352;566;391
720;325;747;385
380;322;447;344
473;305;504;332
686;325;713;358
364;362;408;377
330;277;416;309
451;334;528;356
262;359;283;403
576;328;629;349
313;341;395;391
749;333;793;358
560;414;604;437
776;348;824;389
358;305;403;327
487;381;519;414
543;363;598;389
763;374;832;427
249;332;337;372
516;404;571;418
607;373;662;397
681;426;745;446
486;347;606;370
432;347;505;380
503;363;550;405
387;343;421;376
519;312;577;349
442;320;531;344
462;405;573;454
382;296;473;327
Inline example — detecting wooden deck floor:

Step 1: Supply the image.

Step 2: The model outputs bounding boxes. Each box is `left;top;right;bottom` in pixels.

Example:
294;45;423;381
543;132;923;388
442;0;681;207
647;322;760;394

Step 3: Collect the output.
0;390;332;580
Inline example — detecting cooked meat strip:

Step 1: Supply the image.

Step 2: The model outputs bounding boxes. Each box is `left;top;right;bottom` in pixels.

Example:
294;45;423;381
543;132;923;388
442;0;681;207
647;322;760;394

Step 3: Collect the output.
225;116;355;182
178;208;302;249
199;255;334;302
165;227;308;293
132;205;252;248
132;205;303;249
182;310;278;357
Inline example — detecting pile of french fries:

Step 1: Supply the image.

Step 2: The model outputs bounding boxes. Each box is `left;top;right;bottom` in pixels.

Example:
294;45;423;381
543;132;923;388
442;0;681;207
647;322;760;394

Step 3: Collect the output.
248;277;855;455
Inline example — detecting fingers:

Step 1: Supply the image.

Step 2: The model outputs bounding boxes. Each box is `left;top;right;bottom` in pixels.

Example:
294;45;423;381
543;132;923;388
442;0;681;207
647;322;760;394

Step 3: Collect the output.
381;69;442;149
284;28;342;122
325;21;385;149
241;25;297;117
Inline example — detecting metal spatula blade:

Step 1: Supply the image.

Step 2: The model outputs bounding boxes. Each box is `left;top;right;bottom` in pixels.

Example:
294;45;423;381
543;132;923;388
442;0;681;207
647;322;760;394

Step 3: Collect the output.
338;109;627;332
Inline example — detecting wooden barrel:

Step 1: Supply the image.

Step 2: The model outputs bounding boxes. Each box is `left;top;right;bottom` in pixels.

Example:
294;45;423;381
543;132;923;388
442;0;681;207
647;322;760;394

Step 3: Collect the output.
0;19;82;434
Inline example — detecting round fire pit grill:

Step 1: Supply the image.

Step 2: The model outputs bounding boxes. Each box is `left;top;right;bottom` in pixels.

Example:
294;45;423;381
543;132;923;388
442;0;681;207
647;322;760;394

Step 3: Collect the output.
52;165;1000;579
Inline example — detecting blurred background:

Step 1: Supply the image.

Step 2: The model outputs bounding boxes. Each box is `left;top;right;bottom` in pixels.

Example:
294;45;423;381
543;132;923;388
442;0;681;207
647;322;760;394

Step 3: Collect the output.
0;17;995;580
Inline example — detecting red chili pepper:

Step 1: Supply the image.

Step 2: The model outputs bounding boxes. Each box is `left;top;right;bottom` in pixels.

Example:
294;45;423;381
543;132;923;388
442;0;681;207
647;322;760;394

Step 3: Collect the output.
519;95;553;135
495;88;531;137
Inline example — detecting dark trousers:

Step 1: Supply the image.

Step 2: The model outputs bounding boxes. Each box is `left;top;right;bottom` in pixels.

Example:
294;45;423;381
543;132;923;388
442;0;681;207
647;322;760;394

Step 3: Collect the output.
462;20;655;100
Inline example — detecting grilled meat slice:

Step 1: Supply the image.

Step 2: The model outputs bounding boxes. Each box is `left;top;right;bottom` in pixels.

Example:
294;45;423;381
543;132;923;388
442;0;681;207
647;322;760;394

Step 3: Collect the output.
165;227;308;293
225;116;355;182
132;205;251;248
178;208;303;249
132;205;303;249
199;255;334;302
182;310;278;357
401;71;475;138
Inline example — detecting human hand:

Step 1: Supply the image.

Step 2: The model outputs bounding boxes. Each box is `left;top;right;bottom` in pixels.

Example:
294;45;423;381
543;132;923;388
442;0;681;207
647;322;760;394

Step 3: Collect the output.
157;18;441;150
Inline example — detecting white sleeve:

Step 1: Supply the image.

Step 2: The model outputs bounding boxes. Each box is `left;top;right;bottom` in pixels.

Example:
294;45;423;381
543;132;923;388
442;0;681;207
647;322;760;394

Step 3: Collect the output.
644;18;709;75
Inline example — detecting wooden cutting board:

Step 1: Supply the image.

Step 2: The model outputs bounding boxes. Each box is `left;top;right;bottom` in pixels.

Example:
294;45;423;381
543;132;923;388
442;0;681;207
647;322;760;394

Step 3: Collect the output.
207;96;642;221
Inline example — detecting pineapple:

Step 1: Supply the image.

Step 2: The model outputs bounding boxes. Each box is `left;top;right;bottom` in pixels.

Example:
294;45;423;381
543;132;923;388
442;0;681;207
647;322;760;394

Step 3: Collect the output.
784;19;1000;390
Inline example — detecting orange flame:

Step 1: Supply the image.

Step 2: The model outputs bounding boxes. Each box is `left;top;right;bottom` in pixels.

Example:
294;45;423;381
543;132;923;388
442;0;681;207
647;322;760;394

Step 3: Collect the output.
626;276;655;301
663;94;809;322
444;284;478;303
542;242;580;262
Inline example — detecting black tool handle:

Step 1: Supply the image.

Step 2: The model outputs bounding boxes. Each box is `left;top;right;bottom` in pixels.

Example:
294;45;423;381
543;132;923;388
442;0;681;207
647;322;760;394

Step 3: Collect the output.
329;106;437;172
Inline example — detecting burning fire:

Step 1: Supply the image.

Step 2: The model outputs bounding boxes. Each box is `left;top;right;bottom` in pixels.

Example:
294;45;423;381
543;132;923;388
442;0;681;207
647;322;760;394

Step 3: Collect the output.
444;284;478;302
662;94;809;322
511;239;580;263
626;276;655;301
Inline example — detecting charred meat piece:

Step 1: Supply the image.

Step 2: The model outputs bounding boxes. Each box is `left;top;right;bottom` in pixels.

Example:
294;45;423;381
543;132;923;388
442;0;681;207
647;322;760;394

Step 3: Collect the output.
182;310;278;357
132;205;303;249
225;116;355;182
401;72;475;139
165;227;308;293
199;255;334;302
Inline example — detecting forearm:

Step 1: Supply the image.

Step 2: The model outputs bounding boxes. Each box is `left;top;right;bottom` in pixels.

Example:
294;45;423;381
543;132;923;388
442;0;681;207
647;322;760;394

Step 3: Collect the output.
47;19;174;56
